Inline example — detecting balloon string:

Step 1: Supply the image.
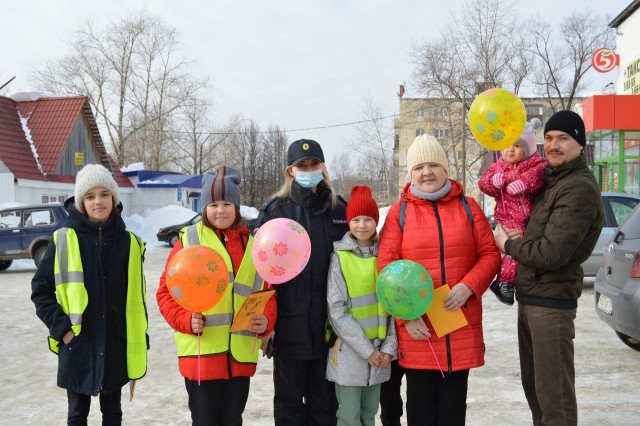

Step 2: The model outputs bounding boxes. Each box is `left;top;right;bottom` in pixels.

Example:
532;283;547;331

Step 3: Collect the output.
197;333;201;386
427;338;445;378
495;150;507;215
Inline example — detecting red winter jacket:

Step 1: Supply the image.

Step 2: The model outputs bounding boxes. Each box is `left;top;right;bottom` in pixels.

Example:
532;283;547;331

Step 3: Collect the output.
157;225;277;381
378;180;500;372
478;153;547;233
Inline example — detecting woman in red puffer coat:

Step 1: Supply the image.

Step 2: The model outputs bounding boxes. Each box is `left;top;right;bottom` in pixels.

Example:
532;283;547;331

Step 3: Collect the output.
378;135;500;426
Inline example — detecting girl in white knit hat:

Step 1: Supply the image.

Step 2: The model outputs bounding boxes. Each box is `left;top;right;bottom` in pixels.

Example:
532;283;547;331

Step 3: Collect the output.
32;163;148;425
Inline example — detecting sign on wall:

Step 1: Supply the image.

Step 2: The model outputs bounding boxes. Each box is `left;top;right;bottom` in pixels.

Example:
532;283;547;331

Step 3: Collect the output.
74;152;84;165
592;48;619;73
623;57;640;95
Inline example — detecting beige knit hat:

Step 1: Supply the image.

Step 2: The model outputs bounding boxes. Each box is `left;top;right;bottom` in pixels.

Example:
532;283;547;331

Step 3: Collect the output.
74;164;120;213
406;134;449;174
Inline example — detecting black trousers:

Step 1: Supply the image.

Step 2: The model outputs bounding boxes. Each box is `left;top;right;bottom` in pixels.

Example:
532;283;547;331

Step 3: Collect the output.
405;368;469;426
273;356;337;426
379;360;405;426
67;388;122;426
184;376;250;426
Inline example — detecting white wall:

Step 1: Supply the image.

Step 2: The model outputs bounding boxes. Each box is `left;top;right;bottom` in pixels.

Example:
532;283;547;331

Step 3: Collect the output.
15;179;75;205
0;173;15;204
128;186;199;216
616;8;640;94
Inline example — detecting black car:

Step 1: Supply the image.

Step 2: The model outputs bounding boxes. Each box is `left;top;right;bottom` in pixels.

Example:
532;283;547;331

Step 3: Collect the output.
0;203;68;270
157;213;200;247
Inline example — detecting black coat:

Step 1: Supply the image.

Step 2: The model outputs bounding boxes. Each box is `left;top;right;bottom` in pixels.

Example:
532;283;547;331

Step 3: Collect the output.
31;198;143;396
256;182;348;360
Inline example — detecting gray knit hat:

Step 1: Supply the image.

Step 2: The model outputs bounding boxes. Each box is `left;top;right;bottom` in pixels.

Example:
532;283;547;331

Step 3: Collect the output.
201;166;242;208
74;164;120;213
516;118;542;159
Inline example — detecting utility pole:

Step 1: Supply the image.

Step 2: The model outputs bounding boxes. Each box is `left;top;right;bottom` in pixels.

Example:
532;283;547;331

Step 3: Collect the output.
461;93;466;194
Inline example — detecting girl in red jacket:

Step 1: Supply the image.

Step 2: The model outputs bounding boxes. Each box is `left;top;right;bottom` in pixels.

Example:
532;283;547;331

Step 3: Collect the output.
378;135;500;426
478;120;547;305
157;166;276;425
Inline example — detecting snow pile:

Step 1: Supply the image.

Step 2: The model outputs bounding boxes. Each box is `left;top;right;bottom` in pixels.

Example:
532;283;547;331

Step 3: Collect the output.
123;204;260;247
123;205;198;246
120;162;145;172
17;111;45;175
9;90;57;102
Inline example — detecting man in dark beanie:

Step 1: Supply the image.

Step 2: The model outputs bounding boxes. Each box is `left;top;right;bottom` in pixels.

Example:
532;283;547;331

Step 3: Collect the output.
494;110;604;426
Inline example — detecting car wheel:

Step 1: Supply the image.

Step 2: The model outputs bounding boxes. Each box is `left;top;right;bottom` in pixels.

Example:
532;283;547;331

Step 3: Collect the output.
168;233;179;247
0;260;12;271
34;245;47;268
615;331;640;351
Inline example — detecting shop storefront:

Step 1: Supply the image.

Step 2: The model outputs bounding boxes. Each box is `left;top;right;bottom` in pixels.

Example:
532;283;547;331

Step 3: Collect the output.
581;95;640;195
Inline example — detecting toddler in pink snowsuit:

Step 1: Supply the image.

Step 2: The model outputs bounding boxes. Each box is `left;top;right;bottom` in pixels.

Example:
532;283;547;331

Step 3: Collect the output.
479;120;547;305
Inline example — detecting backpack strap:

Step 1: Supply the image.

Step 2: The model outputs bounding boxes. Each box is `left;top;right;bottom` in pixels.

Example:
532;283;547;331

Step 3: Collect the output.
460;196;474;227
398;195;474;232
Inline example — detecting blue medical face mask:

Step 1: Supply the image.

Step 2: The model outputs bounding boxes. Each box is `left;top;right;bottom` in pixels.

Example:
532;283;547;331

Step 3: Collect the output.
295;170;324;188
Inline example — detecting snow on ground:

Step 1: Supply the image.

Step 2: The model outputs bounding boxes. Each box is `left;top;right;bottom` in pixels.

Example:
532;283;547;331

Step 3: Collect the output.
4;205;640;425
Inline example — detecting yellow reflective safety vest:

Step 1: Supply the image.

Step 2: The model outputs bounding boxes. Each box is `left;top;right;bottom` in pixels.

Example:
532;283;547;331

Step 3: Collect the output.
175;222;264;364
48;227;148;380
336;251;388;340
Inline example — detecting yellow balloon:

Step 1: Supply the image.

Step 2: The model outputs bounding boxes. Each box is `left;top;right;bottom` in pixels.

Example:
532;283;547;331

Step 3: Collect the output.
468;88;526;151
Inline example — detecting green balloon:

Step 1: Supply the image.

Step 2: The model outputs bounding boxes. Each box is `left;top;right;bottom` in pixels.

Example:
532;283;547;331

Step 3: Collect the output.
376;260;434;320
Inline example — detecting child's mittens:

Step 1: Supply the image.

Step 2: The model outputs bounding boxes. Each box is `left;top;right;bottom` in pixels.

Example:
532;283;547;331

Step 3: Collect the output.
507;179;527;195
491;173;504;188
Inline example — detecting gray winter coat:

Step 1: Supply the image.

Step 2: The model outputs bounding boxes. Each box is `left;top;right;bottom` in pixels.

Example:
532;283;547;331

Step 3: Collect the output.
326;232;397;387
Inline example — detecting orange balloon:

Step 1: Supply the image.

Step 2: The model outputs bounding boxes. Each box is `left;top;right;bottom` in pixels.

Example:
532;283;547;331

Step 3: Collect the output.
165;245;229;312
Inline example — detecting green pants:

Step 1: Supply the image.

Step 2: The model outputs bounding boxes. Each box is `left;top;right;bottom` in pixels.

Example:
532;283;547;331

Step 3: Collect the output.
518;304;577;426
335;383;381;426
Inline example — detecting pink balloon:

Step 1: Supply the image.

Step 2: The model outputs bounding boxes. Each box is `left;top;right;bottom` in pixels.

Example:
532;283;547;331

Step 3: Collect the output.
252;218;311;284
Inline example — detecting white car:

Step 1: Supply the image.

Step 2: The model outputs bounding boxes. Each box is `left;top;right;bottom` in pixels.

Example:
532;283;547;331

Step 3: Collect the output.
582;193;640;276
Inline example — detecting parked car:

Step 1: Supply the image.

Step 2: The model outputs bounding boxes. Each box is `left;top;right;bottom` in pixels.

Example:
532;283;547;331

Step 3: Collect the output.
594;203;640;351
157;213;259;247
582;192;640;276
0;203;68;270
157;213;200;247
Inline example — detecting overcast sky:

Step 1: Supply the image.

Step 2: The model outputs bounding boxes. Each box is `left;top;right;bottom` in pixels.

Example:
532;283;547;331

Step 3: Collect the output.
0;0;629;165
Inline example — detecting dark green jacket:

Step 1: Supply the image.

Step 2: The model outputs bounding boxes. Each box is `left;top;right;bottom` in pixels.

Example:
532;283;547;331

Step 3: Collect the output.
505;154;604;308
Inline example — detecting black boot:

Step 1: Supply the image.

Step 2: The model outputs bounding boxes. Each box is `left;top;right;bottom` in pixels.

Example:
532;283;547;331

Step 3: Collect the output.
489;281;514;306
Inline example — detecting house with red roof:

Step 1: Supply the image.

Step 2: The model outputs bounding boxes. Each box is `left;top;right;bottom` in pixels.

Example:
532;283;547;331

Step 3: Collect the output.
0;92;135;214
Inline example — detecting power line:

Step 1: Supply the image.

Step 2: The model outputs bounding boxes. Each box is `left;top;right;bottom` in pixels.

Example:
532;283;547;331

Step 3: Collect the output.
121;114;400;136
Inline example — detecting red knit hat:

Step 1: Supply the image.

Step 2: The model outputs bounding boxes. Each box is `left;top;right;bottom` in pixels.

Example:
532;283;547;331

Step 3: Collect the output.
346;185;379;224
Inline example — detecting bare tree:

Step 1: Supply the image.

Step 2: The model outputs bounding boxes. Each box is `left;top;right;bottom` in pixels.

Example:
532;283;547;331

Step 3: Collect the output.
349;95;396;204
329;152;358;197
527;12;615;111
31;11;207;169
172;92;217;174
409;0;528;194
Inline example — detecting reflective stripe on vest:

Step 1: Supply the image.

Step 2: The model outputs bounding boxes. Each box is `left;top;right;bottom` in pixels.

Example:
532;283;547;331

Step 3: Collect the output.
175;222;264;364
336;251;388;340
49;228;148;380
